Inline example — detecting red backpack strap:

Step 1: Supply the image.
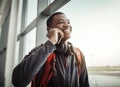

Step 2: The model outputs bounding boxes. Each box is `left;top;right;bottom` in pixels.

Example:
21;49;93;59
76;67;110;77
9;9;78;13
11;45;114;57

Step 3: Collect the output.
31;53;55;87
40;53;55;87
75;47;82;77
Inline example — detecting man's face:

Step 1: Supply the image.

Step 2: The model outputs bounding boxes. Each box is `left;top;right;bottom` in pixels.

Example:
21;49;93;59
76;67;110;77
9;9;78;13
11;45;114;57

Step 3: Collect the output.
50;14;72;42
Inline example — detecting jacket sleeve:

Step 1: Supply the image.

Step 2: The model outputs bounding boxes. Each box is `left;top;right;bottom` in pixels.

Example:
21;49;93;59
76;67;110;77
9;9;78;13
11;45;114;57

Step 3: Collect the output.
12;41;56;87
79;54;90;87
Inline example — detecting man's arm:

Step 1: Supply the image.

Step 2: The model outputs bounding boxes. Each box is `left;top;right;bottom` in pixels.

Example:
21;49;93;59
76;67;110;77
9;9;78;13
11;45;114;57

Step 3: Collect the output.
79;54;90;87
12;41;56;87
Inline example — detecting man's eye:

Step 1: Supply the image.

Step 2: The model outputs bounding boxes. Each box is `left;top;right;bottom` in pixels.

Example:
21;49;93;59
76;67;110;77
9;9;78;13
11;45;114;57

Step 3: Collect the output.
57;21;64;24
67;21;70;24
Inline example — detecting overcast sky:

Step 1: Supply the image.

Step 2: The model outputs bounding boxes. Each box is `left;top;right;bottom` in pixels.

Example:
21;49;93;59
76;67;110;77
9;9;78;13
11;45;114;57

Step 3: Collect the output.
58;0;120;66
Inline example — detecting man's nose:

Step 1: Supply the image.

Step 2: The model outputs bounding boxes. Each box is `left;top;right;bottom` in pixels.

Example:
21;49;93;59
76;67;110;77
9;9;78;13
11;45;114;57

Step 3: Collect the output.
63;22;69;27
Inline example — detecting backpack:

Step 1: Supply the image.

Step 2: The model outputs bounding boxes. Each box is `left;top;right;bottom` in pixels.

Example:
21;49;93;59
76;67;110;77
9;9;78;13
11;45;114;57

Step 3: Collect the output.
31;47;82;87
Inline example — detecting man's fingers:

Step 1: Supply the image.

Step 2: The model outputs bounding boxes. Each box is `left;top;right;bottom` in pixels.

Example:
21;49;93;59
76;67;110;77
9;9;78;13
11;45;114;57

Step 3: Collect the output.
47;28;64;44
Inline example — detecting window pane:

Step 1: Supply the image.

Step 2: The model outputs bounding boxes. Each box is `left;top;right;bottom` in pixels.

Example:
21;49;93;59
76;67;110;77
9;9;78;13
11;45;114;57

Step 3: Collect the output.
58;1;120;87
58;0;120;67
26;0;37;26
17;0;23;35
23;28;36;56
14;41;20;66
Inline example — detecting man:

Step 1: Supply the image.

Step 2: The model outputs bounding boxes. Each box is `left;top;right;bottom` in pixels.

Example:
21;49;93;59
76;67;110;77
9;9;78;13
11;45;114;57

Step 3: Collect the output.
12;12;89;87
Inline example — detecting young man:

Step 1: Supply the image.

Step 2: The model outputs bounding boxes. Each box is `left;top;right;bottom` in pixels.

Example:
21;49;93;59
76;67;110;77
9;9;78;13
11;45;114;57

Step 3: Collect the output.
12;12;89;87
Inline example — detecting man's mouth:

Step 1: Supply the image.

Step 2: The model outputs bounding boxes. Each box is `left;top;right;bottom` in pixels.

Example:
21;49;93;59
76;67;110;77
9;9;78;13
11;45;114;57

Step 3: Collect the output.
62;29;70;33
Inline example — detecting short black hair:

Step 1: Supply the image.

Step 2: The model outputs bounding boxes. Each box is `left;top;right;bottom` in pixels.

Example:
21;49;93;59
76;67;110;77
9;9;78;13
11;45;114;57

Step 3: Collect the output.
46;12;65;29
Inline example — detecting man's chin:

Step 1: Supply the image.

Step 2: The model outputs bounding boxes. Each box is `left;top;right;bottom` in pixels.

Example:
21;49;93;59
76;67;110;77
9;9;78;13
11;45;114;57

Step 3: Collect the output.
60;36;71;43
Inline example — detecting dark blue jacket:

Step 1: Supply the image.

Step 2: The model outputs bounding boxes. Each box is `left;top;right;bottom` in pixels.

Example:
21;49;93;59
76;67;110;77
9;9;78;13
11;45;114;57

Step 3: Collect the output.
12;41;89;87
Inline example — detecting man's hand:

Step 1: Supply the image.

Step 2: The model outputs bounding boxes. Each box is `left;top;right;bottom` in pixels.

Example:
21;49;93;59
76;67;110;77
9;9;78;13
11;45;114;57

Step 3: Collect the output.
47;28;64;45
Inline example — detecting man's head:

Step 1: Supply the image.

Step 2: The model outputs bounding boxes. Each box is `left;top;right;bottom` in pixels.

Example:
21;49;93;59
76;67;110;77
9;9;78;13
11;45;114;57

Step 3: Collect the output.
46;12;72;42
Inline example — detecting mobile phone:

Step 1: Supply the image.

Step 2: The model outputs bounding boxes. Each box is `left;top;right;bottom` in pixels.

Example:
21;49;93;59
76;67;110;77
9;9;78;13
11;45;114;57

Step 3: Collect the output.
57;33;63;44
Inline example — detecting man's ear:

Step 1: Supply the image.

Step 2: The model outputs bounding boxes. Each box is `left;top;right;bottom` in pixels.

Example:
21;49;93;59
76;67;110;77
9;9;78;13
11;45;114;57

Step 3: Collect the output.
46;27;50;37
47;27;51;32
47;28;49;31
47;26;53;32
